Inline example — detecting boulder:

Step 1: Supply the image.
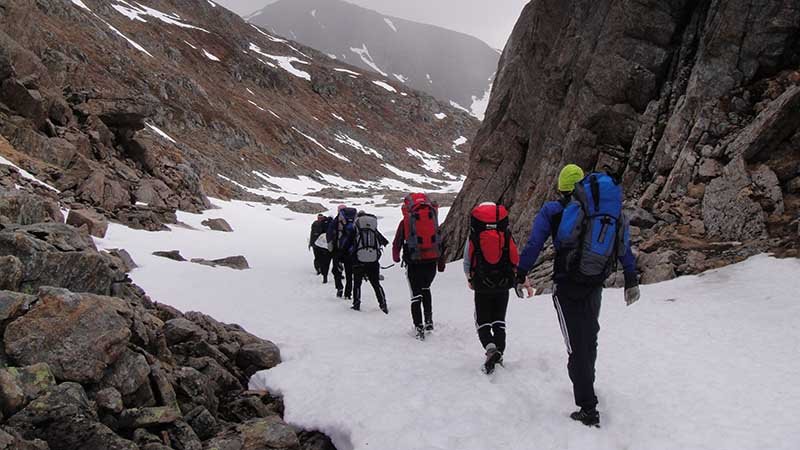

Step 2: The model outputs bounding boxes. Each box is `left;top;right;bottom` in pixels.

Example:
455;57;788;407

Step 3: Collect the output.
638;250;680;284
186;406;218;440
190;255;249;270
162;318;209;345
153;250;185;261
702;158;767;241
4;287;132;384
201;218;233;232
0;428;48;450
105;248;137;273
0;257;23;291
95;387;124;414
236;341;281;377
285;200;327;215
0;189;63;225
0;290;36;322
170;366;218;415
115;205;176;231
118;406;181;429
66;208;108;238
99;349;150;398
204;417;300;450
0;363;56;416
625;206;657;228
0;79;45;127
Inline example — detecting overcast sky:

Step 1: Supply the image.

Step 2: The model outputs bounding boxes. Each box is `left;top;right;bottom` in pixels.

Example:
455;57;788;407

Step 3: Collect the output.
214;0;529;49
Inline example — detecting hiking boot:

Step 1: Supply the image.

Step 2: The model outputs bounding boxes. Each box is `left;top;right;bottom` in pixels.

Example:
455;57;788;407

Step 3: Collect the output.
570;408;600;427
424;321;434;332
345;295;352;300
378;300;389;314
414;326;425;341
336;290;343;298
351;304;360;311
322;277;328;284
483;343;503;374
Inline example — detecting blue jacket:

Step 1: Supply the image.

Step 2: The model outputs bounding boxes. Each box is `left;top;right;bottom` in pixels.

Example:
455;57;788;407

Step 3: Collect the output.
517;200;636;279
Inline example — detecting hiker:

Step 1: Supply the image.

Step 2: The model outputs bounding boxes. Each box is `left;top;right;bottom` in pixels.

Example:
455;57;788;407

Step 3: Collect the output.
309;214;332;283
327;205;357;299
350;210;389;313
463;202;531;374
392;193;445;340
515;164;640;427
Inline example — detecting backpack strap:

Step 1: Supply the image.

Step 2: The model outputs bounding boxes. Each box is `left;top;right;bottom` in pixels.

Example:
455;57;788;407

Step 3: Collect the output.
589;174;600;212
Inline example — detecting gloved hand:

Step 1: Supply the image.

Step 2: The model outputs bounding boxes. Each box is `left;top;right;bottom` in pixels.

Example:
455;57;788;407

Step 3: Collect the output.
624;271;640;306
437;258;446;272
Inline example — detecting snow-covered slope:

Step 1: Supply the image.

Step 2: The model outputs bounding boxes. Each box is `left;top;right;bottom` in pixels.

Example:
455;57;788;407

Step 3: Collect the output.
248;0;499;119
96;188;800;450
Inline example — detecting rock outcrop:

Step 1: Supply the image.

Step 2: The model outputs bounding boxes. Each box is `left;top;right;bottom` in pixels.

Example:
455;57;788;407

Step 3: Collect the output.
0;159;335;449
443;0;799;287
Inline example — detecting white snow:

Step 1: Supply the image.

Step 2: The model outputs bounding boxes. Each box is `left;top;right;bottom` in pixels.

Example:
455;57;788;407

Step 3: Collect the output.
434;112;447;120
310;9;317;18
249;43;311;81
406;147;444;173
291;127;350;162
327;54;338;60
183;40;197;50
96;196;800;450
268;110;281;119
383;17;398;32
356;125;367;131
247;100;266;112
207;0;216;7
350;44;387;77
333;68;360;76
70;0;91;11
249;25;311;59
452;136;468;153
426;73;433;84
106;23;153;57
331;113;345;122
470;83;493;121
202;49;220;62
0;156;59;192
334;133;383;159
145;123;176;143
393;73;408;83
246;88;255;96
450;100;471;114
111;0;209;32
372;80;397;93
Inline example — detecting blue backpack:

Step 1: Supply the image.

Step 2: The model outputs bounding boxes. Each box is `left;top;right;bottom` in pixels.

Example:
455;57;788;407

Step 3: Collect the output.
336;207;358;253
555;173;629;285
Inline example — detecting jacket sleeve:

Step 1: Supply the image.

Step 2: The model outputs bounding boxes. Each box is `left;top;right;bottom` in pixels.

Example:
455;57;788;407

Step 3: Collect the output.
392;220;404;263
509;237;520;268
309;223;315;248
618;221;637;275
462;239;471;277
378;230;389;247
517;202;561;274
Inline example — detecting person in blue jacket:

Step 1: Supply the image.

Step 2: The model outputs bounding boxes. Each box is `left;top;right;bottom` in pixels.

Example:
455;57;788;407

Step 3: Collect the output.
516;164;640;427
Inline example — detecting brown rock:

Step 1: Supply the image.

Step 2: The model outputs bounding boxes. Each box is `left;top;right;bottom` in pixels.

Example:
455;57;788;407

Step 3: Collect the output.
201;218;233;232
66;207;109;238
95;387;124;414
0;256;23;291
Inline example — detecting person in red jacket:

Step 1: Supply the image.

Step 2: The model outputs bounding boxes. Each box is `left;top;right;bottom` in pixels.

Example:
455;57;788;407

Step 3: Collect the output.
463;202;532;374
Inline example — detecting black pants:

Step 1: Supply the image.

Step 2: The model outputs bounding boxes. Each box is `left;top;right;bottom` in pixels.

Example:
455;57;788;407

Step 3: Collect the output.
406;261;437;327
474;290;509;353
313;247;331;281
332;253;353;297
553;284;602;410
353;262;386;308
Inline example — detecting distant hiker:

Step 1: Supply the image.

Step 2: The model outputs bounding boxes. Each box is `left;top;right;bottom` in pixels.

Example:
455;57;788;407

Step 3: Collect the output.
309;214;332;283
464;202;530;374
327;205;357;299
515;164;640;427
393;193;445;340
350;210;389;313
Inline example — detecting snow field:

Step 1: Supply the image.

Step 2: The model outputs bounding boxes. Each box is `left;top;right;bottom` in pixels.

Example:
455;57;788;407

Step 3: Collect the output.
95;194;800;450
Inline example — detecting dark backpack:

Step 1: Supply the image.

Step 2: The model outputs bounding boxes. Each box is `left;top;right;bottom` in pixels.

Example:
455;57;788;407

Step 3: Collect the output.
555;172;629;285
402;193;441;262
469;203;515;291
354;214;381;263
336;208;358;253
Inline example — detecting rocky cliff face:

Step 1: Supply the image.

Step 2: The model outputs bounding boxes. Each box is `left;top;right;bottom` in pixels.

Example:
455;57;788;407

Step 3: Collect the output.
443;0;799;286
0;0;476;231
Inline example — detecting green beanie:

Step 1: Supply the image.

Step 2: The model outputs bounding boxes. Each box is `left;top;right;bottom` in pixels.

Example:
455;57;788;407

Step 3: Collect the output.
558;164;585;192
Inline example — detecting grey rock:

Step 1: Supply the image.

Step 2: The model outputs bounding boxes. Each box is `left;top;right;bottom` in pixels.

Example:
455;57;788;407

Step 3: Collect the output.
186;405;218;440
95;387;124;414
190;255;250;270
702;158;766;241
106;248;137;273
285;200;327;215
0;79;45;127
625;206;656;228
153;250;185;261
163;318;209;345
201;218;233;232
0;428;48;450
236;341;281;377
100;349;150;398
4;287;132;383
0;189;63;225
118;406;181;429
204;416;300;450
0;256;23;291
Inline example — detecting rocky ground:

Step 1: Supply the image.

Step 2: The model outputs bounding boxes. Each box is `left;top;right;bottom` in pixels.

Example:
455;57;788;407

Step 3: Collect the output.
443;0;799;290
0;165;334;448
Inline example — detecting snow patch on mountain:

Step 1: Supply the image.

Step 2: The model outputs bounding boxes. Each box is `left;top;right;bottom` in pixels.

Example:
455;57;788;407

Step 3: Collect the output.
393;74;408;83
452;136;468;153
202;49;220;61
406;148;443;173
111;0;209;32
106;22;153;57
145;123;177;143
292;127;350;162
372;81;396;93
383;18;398;33
334;133;383;159
350;44;387;77
434;113;447;120
71;0;91;11
334;68;360;76
470;83;492;121
249;43;310;81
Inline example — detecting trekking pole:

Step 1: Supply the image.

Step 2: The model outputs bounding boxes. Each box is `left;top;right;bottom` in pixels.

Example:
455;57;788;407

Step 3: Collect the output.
380;264;396;270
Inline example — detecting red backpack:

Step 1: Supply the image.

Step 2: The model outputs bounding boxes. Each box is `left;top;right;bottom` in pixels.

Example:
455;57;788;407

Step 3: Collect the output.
469;203;515;291
402;193;441;262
